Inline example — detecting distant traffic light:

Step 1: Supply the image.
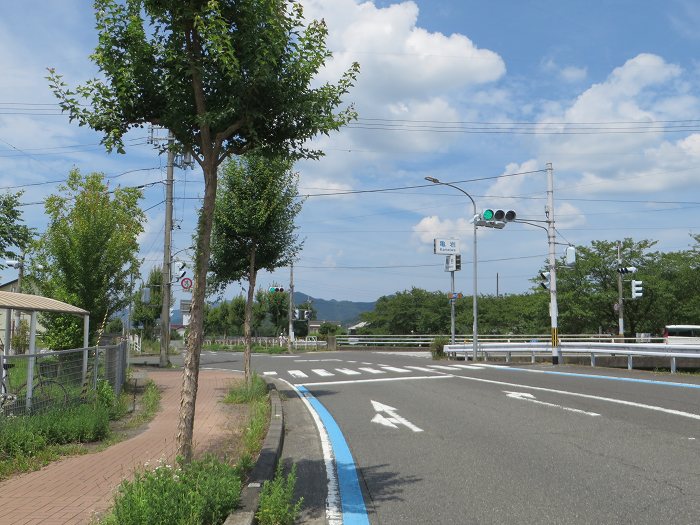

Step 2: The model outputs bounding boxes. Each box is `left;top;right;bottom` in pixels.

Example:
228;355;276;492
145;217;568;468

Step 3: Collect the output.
293;309;300;320
268;286;284;293
304;310;312;320
175;260;186;281
455;254;461;271
631;280;643;299
617;266;637;274
475;208;517;229
539;271;551;290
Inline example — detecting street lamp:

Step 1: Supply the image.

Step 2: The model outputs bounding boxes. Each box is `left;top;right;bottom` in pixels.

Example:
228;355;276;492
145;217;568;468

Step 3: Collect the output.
425;177;479;361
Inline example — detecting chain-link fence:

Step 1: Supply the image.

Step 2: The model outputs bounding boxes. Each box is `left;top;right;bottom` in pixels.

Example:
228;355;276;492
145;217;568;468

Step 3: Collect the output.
1;341;127;416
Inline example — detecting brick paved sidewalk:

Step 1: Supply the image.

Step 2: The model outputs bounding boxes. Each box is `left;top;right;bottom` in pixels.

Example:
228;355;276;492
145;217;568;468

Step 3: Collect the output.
0;368;241;525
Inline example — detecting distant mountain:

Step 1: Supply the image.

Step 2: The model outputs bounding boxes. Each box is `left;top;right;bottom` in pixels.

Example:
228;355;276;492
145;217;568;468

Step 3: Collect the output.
294;292;375;325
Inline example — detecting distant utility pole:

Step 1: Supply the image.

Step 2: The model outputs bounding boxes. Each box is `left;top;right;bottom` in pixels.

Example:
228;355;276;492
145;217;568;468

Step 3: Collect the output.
159;131;175;367
545;162;561;365
288;262;295;352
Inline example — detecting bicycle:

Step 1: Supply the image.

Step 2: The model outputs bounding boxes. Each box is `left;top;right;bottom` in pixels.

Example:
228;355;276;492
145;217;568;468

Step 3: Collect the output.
1;359;68;415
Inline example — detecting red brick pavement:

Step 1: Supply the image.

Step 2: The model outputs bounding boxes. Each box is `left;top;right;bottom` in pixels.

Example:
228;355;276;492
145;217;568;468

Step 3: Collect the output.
0;369;240;525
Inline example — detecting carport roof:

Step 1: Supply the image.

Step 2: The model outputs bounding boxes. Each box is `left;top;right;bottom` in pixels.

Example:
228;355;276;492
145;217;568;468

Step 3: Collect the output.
0;291;88;315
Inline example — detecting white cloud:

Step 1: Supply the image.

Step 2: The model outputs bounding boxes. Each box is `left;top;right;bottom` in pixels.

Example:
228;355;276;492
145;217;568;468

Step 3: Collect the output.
560;66;587;83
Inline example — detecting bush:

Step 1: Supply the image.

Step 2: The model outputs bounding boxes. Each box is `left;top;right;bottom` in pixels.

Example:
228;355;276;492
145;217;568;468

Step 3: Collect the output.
256;464;303;525
431;336;450;360
103;456;242;525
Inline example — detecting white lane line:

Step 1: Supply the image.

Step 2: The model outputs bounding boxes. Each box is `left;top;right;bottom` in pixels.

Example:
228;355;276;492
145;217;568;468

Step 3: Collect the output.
358;367;386;374
455;375;700;421
312;369;335;377
299;375;454;387
336;368;361;376
380;366;411;373
288;370;308;379
429;365;463;371
263;371;278;376
361;362;373;365
404;365;438;373
296;359;342;363
504;391;600;417
450;364;485;370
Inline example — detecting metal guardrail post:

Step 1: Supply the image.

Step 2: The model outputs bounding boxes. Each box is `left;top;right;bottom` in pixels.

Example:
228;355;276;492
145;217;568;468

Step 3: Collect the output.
671;357;676;374
627;354;633;371
591;352;596;367
531;349;535;364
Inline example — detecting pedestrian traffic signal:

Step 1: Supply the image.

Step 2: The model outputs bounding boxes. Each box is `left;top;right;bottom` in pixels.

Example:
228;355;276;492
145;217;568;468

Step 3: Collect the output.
455;254;461;271
539;271;550;290
268;286;284;293
475;208;517;229
304;310;312;320
174;260;186;281
617;266;637;274
293;309;300;320
631;280;643;299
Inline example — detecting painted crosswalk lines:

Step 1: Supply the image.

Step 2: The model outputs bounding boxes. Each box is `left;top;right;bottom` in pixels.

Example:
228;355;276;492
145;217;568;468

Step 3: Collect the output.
311;369;335;377
288;370;308;378
336;368;362;376
261;363;487;380
358;367;386;374
379;366;411;373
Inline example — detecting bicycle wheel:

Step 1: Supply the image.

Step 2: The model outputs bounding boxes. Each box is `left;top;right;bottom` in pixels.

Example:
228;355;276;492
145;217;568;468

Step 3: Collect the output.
16;380;68;412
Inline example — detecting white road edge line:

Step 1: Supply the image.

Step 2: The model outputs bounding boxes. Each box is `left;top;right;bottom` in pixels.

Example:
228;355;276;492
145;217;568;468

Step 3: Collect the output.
279;378;342;525
456;375;700;421
504;391;600;417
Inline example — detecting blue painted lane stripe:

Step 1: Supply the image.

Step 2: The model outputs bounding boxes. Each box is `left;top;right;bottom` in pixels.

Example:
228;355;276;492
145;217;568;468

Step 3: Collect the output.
492;366;700;389
297;385;370;525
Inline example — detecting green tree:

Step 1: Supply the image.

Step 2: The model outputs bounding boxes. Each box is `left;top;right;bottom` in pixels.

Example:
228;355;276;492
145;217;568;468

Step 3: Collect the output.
0;191;32;270
209;153;303;383
132;267;165;340
27;169;143;348
48;0;358;461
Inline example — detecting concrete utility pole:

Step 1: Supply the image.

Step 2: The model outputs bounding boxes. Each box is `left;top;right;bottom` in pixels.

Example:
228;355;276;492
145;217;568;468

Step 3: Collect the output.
288;262;295;352
159;131;175;368
546;162;561;365
617;241;624;338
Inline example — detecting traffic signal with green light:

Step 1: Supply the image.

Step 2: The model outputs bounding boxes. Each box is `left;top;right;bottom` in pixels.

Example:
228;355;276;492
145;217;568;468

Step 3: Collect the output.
268;286;284;293
475;208;517;228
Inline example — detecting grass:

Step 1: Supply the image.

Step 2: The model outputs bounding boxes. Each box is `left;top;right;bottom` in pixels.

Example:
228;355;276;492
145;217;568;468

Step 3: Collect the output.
256;464;303;525
203;343;288;355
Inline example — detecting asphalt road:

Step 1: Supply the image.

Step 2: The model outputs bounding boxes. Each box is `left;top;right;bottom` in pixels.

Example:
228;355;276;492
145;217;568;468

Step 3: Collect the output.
200;349;700;524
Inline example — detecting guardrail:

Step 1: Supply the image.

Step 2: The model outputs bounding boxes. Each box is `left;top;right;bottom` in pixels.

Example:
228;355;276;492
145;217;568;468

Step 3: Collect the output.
336;334;665;347
444;341;700;373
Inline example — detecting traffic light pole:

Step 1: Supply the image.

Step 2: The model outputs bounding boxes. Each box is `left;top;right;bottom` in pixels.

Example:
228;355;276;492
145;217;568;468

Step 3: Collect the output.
546;162;561;365
450;270;456;344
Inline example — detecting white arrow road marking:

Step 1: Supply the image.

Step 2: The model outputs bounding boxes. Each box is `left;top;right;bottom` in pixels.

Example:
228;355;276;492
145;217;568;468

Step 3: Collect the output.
288;370;308;378
504;391;601;417
371;413;399;428
312;369;334;377
371;400;424;432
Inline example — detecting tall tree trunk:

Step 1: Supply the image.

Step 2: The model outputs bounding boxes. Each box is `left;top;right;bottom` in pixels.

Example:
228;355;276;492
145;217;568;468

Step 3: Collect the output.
176;159;217;463
244;246;257;387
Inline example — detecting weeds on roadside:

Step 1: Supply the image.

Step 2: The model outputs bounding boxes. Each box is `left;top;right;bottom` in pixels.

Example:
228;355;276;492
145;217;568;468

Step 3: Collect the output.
101;456;242;525
431;336;450;359
256;464;303;525
224;373;268;404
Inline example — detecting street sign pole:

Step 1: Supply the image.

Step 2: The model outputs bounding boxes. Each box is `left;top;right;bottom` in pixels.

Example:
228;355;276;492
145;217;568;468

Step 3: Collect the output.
450;269;456;345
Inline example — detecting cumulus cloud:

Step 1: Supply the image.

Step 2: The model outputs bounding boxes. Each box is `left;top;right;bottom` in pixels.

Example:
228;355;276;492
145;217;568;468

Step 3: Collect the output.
534;53;700;194
411;215;474;248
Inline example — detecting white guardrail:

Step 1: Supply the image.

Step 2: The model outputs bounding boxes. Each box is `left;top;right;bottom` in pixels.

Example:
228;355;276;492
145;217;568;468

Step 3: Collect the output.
443;342;700;374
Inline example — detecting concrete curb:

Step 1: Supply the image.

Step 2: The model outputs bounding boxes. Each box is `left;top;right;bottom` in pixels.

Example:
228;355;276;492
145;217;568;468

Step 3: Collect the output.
224;381;285;525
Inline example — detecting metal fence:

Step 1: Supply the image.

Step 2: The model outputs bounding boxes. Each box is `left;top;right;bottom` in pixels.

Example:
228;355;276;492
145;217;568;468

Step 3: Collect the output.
444;341;700;374
1;342;128;416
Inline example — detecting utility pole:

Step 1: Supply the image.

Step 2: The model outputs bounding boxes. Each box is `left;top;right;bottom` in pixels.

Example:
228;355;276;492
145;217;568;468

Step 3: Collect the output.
159;131;175;368
546;162;561;365
617;241;624;339
288;262;295;352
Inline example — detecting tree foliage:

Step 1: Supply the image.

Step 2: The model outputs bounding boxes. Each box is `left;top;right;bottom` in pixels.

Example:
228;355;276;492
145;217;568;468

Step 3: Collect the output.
209;153;302;381
48;0;358;461
0;191;32;270
132;267;165;340
27;169;144;349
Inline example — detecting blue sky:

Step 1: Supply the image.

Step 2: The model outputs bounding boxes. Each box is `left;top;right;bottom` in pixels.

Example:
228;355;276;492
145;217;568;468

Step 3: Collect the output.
2;0;700;306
